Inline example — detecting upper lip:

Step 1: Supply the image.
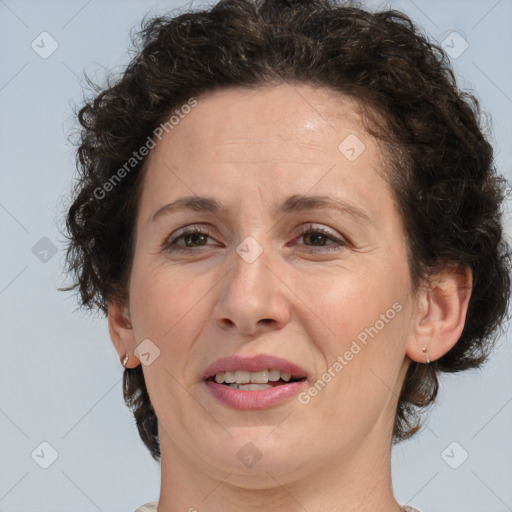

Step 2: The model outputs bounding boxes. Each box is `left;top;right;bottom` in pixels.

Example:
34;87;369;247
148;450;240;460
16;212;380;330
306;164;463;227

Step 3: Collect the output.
203;354;308;380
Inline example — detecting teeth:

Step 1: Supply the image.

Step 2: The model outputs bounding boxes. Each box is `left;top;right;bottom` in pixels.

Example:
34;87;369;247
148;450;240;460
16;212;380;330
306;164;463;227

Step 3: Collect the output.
250;370;269;383
234;370;251;383
268;369;281;382
224;371;236;383
213;369;297;385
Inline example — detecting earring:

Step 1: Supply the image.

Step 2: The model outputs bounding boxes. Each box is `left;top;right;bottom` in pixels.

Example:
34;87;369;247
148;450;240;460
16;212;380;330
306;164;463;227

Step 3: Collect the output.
422;345;430;364
122;353;129;368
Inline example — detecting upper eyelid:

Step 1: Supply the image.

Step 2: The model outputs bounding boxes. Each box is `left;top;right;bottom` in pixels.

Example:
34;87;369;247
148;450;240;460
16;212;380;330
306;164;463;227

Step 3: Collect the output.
168;222;338;236
169;224;217;240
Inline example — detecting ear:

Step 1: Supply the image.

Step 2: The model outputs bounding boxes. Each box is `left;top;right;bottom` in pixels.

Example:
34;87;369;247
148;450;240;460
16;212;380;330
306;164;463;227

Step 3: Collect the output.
406;264;473;363
108;300;140;368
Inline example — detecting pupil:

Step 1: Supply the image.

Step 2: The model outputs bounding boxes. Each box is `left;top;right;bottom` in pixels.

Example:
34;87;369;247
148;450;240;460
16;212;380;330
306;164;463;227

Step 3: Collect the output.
306;232;325;245
185;233;206;246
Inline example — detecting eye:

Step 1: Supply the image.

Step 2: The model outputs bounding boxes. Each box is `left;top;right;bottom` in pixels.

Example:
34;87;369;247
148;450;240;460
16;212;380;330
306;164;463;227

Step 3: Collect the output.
163;226;217;254
163;223;346;255
294;224;346;253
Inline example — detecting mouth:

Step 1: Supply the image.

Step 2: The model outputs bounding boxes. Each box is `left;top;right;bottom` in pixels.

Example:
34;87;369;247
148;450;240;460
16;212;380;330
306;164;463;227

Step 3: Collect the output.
203;354;308;409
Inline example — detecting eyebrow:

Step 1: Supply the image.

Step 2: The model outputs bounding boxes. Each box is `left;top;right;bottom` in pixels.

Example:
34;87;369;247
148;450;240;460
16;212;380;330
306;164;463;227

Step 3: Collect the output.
152;194;374;226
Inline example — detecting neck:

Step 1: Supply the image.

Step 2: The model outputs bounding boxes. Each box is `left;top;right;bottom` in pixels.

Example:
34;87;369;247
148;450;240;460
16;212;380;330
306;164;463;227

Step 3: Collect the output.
155;417;402;512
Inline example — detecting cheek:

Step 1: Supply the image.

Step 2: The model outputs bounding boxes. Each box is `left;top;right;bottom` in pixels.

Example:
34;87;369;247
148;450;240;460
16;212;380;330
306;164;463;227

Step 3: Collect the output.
128;255;202;346
295;265;399;345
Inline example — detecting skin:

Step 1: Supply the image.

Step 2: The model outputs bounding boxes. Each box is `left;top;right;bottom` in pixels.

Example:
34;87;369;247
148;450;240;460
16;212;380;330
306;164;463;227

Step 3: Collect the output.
109;83;472;512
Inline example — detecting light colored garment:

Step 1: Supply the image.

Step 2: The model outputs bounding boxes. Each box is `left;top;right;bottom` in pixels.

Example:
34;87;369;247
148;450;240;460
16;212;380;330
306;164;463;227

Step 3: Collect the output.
133;503;158;512
133;502;421;511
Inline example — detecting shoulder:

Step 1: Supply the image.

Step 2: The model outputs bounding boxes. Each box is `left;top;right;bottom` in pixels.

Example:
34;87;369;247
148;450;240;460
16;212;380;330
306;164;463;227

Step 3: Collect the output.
131;503;421;512
132;502;158;512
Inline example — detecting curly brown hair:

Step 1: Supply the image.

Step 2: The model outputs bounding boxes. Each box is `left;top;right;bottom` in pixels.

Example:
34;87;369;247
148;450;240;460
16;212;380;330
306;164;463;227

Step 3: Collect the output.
63;0;511;462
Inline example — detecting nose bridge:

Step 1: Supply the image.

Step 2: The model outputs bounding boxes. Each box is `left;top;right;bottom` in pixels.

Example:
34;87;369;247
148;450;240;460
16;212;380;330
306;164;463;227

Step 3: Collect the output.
213;227;290;333
229;229;274;301
230;189;273;286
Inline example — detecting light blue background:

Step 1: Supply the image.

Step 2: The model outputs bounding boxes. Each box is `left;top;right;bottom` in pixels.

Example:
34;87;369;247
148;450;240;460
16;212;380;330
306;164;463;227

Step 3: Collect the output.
0;0;511;511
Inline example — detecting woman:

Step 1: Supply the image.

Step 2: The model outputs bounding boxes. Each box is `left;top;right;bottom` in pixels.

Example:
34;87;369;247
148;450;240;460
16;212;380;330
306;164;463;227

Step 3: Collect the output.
63;0;511;510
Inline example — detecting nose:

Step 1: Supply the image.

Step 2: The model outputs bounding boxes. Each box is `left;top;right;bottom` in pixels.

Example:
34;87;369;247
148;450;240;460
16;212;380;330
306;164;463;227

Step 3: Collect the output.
213;245;291;336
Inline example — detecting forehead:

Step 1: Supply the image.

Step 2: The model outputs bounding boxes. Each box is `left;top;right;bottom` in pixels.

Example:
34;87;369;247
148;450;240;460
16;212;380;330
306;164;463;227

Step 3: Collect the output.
138;83;395;224
156;83;368;159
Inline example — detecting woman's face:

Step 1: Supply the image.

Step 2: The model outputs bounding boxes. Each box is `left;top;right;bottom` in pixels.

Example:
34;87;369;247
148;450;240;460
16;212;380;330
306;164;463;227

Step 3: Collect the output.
125;83;420;485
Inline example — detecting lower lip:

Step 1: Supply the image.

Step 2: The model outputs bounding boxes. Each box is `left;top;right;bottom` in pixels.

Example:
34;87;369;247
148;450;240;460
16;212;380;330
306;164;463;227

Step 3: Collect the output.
205;380;306;409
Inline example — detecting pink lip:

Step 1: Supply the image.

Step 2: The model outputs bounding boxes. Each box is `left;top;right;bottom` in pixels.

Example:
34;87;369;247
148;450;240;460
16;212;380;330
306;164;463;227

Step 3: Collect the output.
205;380;306;409
203;354;308;380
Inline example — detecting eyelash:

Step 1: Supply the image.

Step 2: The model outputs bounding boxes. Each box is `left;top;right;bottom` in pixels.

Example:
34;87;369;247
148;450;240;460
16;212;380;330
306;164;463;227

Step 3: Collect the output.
163;224;346;255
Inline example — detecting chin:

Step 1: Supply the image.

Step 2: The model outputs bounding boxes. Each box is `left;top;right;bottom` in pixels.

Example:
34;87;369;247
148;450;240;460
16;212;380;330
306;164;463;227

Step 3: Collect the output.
203;431;309;483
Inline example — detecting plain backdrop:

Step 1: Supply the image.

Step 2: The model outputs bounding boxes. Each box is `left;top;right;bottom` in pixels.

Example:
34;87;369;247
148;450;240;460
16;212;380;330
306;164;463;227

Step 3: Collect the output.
0;0;511;511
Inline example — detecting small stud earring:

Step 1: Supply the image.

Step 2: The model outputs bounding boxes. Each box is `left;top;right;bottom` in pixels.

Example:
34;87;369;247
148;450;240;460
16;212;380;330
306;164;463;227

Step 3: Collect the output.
122;353;129;367
421;345;430;364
